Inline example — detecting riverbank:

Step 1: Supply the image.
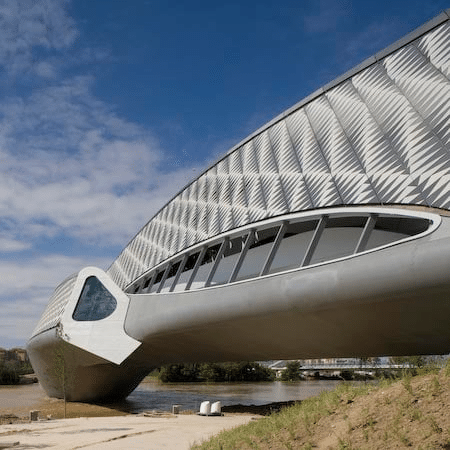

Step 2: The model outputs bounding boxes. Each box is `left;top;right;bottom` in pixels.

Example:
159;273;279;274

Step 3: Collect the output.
0;383;262;449
0;380;343;448
5;369;450;449
0;394;297;425
0;379;331;432
0;378;342;421
193;366;450;449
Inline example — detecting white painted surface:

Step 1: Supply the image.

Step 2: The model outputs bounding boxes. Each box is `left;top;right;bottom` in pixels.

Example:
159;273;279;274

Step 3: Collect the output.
60;267;141;365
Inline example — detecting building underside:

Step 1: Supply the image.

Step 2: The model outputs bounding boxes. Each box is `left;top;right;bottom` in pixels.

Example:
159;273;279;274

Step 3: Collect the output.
28;10;450;402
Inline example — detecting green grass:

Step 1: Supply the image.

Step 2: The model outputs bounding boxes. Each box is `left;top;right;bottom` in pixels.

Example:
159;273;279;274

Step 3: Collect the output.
190;382;375;450
191;360;450;450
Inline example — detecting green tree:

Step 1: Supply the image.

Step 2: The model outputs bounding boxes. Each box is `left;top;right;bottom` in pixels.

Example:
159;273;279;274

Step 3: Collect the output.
159;363;199;382
159;361;275;382
198;363;225;382
358;357;370;368
224;361;274;382
0;362;20;384
281;361;302;381
370;357;381;367
53;325;75;418
389;355;427;376
389;355;425;367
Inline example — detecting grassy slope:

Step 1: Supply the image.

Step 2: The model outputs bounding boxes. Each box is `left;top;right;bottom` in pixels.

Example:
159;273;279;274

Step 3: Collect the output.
192;364;450;449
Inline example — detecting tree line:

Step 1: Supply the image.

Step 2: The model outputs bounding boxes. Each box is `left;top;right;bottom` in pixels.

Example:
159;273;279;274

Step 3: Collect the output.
0;360;33;384
156;356;447;383
158;361;275;382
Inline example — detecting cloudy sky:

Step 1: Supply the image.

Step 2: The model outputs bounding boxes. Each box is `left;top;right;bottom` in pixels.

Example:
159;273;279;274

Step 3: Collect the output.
1;0;448;349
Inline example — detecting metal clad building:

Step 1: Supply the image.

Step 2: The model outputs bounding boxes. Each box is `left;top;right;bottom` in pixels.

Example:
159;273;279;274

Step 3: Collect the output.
108;11;450;290
27;11;450;402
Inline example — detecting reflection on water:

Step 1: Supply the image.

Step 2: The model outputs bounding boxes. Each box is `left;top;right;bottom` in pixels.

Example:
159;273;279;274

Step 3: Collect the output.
124;379;341;412
0;380;342;414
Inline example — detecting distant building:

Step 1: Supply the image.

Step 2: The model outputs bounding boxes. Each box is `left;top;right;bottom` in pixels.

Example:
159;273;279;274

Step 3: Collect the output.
10;348;29;363
0;348;29;364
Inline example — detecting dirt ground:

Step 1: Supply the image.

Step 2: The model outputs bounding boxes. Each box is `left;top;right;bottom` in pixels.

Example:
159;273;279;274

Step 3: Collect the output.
311;372;450;450
244;370;450;449
0;391;290;425
7;372;450;449
0;396;129;424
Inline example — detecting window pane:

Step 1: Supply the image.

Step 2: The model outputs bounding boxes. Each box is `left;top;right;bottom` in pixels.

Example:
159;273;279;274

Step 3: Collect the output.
72;276;117;321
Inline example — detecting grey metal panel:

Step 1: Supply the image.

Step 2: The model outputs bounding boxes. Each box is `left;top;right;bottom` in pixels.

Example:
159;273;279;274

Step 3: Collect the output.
107;16;450;289
124;217;450;361
354;214;377;254
32;274;77;336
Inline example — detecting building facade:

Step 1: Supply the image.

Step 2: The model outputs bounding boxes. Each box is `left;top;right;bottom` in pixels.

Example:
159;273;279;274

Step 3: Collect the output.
28;11;450;402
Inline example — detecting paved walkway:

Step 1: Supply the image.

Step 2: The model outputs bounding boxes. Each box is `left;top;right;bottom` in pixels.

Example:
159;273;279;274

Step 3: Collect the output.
0;413;256;449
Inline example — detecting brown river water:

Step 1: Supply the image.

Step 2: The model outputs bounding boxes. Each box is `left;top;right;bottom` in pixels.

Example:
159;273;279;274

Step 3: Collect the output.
0;379;342;418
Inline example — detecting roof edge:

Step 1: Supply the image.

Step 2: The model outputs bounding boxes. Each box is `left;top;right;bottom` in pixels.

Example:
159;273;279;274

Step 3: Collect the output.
107;9;450;275
225;9;450;158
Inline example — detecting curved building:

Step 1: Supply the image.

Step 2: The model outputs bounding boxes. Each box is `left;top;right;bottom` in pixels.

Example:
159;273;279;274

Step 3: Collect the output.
28;11;450;401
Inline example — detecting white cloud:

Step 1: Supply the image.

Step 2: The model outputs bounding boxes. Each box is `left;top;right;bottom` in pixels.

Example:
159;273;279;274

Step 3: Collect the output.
0;2;200;251
0;0;204;348
0;254;109;297
0;253;111;346
0;300;42;345
0;238;31;252
0;76;200;247
35;61;57;78
0;0;77;76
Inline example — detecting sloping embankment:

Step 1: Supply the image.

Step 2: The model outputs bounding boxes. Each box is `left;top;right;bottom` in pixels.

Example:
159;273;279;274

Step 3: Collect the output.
193;366;450;449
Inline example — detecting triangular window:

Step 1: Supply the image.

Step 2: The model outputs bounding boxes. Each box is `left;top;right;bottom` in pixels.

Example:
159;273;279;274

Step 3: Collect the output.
72;276;117;321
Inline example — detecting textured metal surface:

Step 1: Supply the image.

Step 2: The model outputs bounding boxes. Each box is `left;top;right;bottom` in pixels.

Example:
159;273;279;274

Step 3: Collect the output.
108;19;450;290
32;274;76;336
123;216;450;361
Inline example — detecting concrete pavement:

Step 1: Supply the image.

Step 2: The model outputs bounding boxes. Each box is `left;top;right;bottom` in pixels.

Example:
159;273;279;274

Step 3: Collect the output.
0;413;256;449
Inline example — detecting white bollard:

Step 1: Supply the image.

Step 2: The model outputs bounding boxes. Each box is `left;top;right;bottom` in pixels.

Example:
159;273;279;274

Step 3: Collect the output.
211;401;221;415
199;401;211;415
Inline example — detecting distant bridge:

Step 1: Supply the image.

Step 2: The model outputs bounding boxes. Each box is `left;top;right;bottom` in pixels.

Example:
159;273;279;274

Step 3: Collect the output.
268;361;411;372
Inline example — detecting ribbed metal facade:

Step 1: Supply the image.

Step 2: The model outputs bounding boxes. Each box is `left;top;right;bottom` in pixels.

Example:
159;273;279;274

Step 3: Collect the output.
108;14;450;290
32;274;76;336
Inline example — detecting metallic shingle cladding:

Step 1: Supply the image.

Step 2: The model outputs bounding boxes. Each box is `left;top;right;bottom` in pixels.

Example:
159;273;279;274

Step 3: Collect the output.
108;17;450;290
32;274;77;336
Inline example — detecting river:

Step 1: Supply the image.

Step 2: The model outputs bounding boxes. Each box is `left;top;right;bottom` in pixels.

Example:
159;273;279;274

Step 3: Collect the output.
0;379;342;414
128;379;342;412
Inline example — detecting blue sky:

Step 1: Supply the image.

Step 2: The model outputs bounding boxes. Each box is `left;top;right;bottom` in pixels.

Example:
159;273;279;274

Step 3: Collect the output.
1;0;448;349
